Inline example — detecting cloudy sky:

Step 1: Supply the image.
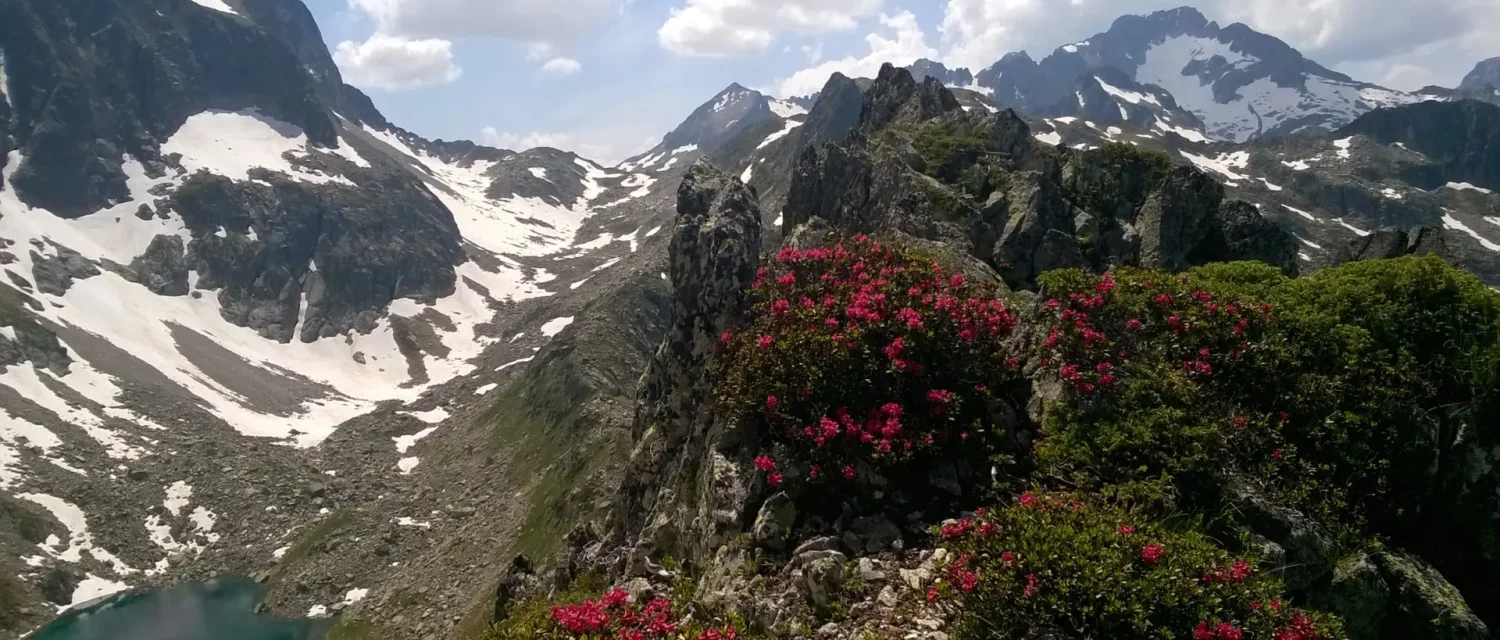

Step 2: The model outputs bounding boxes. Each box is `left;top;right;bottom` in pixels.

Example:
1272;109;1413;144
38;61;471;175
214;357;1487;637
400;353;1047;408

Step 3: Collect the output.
306;0;1500;164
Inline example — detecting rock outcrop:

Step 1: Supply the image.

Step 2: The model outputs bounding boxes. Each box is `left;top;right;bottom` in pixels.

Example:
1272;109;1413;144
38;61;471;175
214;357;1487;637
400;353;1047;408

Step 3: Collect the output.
613;159;763;571
785;65;1299;289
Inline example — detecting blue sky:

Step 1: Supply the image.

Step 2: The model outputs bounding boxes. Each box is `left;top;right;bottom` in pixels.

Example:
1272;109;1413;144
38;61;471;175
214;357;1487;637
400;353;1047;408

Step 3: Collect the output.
305;0;1499;164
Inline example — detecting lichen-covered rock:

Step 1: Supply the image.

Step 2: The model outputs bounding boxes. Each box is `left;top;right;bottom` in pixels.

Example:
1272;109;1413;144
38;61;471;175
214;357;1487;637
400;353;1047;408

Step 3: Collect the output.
1228;477;1335;591
753;492;796;552
128;234;190;296
1310;553;1390;640
613;159;763;570
1135;166;1224;272
991;172;1082;288
492;555;538;623
797;554;848;609
1373;550;1489;640
1206;200;1300;276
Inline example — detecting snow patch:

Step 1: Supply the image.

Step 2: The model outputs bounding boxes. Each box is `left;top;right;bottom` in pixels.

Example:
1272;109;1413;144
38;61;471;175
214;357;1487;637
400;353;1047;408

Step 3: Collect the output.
273;545;290;560
20;493;137;575
1258;178;1284;192
343;588;370;607
1443;214;1500;251
401;407;450;425
187;0;240;16
475;383;498;396
164;109;351;185
1052;117;1077;125
541;317;575;337
769;100;807;119
1281;160;1311;171
757;120;804;150
1445;182;1494;195
396;457;420;474
1332;137;1353;159
1295;235;1323;250
393;426;439;454
741;164;754;183
1179;150;1249;182
64;575;131;610
1096;77;1161;106
395;517;432;528
497;356;534;372
1381;187;1404;200
1283;205;1319;222
308;604;329;618
528;168;548;180
1033;131;1062;146
1337;220;1371;237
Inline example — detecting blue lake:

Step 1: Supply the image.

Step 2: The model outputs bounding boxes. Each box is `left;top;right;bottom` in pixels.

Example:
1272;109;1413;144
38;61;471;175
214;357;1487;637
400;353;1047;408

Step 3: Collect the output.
28;578;330;640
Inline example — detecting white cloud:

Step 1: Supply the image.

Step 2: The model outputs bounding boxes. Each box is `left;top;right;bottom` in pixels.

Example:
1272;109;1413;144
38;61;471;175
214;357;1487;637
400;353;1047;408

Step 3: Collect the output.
348;0;619;44
775;11;936;97
934;0;1500;89
659;0;882;57
541;57;583;75
333;34;462;90
480;128;646;165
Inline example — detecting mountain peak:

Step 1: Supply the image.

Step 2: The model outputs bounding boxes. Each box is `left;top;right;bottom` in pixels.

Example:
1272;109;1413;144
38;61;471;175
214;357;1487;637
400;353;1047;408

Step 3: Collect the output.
1460;57;1500;92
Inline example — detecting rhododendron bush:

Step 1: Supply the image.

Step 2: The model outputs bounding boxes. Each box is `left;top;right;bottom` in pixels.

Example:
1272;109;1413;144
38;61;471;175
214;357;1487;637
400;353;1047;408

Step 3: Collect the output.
937;489;1345;640
483;580;746;640
716;236;1026;492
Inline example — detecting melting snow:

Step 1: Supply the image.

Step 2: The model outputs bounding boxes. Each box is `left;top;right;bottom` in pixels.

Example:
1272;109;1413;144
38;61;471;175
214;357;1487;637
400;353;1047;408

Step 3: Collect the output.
188;0;239;15
164;481;192;517
272;545;290;560
308;605;329;618
541;317;575;337
757;120;804;150
1381;187;1404;200
1295;235;1323;250
21;493;137;577
0;53;10;110
164;109;351;185
1338;220;1371;237
1332;137;1353;159
769;100;807;118
396;457;420;474
496;357;535;372
1033;131;1062;146
1445;182;1494;195
741;164;754;183
528;168;548;180
645;226;663;238
393;426;439;454
1443;214;1500;251
1282;160;1311;171
1283;205;1319;222
1053;117;1077;124
1096;78;1161;106
401;407;449;424
1179;150;1249;181
1259;178;1284;192
395;517;432;528
1151;119;1209;143
475;383;498;395
0;365;145;460
342;588;369;606
65;575;131;610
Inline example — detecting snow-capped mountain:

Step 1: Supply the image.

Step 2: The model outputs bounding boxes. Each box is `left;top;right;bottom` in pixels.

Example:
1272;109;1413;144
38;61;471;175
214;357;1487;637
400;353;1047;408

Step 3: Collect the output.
975;6;1436;142
619;83;810;173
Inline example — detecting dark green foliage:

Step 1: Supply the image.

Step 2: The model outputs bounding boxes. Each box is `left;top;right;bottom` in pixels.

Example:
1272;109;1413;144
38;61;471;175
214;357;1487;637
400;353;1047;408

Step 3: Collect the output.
911;123;992;182
942;489;1345;640
1033;256;1500;544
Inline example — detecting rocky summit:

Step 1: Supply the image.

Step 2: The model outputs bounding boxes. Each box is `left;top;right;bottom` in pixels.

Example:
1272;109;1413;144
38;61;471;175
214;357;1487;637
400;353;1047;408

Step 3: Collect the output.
1;2;1499;640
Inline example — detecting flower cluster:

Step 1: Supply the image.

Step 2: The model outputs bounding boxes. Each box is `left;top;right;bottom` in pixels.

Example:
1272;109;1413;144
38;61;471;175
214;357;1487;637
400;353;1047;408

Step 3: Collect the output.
939;490;1344;640
1035;269;1272;396
549;589;678;639
718;237;1024;490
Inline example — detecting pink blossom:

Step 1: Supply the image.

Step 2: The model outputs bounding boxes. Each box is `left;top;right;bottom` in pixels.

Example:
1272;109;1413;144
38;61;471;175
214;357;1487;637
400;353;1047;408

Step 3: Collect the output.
756;334;773;349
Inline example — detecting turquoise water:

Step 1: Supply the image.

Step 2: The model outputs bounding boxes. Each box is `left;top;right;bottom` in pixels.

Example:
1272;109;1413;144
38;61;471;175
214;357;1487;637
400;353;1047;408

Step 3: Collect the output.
28;578;330;640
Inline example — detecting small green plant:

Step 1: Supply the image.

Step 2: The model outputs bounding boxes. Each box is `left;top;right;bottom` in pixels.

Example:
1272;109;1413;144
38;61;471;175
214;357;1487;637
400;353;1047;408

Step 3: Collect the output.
937;489;1345;640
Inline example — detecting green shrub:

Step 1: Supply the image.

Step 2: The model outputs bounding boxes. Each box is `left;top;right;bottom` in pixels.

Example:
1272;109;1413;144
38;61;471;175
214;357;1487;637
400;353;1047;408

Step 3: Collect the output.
716;237;1026;496
1032;257;1500;542
480;574;749;640
939;489;1345;640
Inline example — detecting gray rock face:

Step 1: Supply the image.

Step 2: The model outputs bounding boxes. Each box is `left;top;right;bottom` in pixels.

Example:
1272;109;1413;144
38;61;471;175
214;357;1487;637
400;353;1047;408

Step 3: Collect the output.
2;0;337;216
29;245;100;296
858;63;962;135
1136;166;1224;272
1204;200;1300;275
128;235;190;296
613;159;763;570
168;170;461;343
1458;58;1500;95
797;554;848;609
1229;477;1335;591
1335;100;1500;192
1373;550;1490;640
992;172;1082;288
